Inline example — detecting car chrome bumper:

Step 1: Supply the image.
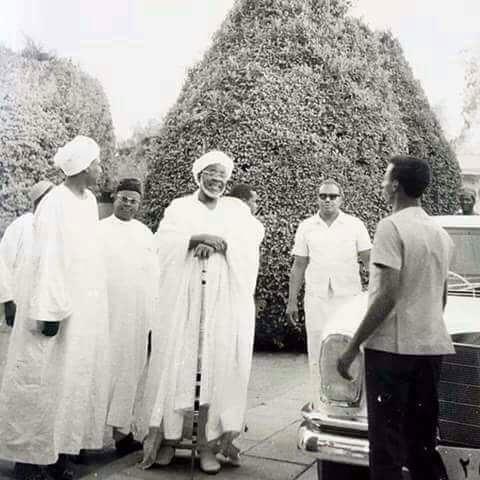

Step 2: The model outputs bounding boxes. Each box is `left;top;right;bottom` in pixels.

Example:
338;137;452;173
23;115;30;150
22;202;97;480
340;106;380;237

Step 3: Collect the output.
297;413;370;466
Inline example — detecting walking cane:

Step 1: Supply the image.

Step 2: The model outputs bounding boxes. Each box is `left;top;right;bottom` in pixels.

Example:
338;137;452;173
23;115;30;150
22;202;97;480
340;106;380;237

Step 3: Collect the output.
190;257;208;479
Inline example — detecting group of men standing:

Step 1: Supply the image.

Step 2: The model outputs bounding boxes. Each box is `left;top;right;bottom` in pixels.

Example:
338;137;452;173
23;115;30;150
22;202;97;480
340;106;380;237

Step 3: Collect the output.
0;134;456;480
0;138;264;479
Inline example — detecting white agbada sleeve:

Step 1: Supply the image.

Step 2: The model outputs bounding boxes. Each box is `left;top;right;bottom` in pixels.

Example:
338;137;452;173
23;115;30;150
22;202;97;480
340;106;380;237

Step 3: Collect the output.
28;193;73;323
204;198;264;436
0;255;13;303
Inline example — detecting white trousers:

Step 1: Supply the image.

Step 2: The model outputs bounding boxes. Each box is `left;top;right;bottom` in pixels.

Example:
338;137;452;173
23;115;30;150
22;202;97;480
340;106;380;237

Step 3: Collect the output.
304;289;354;407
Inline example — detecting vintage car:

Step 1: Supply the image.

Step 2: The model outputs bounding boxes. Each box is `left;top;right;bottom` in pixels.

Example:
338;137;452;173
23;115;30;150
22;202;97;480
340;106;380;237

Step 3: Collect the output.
297;215;480;480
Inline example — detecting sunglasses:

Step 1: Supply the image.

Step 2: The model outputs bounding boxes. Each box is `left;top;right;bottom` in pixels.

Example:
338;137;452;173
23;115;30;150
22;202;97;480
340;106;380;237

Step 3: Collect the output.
319;194;340;201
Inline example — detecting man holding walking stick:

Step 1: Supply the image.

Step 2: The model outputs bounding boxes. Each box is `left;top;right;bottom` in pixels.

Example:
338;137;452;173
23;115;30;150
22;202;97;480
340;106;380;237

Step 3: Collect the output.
136;151;264;474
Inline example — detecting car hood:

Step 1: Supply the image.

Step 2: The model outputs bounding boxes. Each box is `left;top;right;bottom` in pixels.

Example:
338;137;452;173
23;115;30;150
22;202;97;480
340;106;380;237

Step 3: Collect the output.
322;292;479;338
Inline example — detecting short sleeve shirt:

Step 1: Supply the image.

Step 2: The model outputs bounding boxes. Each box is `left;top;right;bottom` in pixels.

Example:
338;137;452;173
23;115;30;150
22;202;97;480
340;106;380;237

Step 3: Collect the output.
365;207;455;355
292;211;372;297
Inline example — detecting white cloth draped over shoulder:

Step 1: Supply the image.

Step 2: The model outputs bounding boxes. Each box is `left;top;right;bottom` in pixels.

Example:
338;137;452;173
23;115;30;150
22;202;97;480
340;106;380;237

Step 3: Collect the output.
0;184;110;465
100;215;158;434
136;192;264;466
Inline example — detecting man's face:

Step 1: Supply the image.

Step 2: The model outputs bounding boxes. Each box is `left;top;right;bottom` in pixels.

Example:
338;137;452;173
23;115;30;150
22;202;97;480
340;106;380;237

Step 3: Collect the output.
318;184;342;217
460;193;476;214
199;163;228;198
113;190;141;221
246;191;258;215
382;163;397;204
85;158;102;187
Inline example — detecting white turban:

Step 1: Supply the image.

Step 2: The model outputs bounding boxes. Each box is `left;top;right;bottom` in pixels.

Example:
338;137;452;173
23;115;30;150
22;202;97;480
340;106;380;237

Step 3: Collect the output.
53;135;100;176
29;180;54;203
192;150;234;183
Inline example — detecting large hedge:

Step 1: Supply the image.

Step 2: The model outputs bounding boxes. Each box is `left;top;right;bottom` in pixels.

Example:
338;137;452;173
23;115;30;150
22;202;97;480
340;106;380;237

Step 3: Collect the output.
0;44;116;235
141;0;461;348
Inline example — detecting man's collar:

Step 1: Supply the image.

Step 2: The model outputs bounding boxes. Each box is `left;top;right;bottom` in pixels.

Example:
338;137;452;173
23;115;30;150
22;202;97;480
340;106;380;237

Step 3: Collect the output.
315;210;345;224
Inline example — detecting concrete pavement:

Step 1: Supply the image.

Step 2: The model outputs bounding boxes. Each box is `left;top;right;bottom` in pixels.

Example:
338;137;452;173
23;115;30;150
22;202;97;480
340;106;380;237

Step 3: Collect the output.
0;329;320;479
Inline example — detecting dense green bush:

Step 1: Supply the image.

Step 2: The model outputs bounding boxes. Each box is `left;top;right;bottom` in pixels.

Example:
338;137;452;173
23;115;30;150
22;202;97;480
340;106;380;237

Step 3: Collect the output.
0;44;115;235
141;0;461;349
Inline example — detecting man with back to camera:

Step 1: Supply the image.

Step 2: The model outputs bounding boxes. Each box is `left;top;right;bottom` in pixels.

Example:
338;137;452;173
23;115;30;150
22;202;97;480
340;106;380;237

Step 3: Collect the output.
338;156;454;480
287;179;371;407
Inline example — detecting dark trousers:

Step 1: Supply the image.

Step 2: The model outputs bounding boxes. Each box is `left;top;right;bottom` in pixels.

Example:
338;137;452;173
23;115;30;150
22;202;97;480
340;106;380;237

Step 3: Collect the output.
364;348;448;480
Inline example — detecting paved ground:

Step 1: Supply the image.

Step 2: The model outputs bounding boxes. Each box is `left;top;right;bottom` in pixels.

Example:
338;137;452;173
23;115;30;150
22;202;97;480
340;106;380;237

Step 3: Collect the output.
0;329;321;479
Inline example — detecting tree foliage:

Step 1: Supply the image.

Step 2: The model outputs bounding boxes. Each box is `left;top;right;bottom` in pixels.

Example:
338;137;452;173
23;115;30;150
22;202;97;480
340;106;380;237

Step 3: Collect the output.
140;0;461;348
0;43;116;235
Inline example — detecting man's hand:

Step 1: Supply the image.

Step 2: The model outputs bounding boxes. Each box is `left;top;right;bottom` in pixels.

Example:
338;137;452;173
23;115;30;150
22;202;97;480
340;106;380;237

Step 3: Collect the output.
190;234;227;254
194;243;215;260
286;301;300;329
40;321;61;337
337;345;360;381
4;300;16;327
203;234;227;253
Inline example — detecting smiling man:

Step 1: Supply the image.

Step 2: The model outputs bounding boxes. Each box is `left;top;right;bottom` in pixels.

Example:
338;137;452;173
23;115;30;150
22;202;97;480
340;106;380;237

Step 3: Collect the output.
287;179;371;407
99;178;157;455
137;151;263;474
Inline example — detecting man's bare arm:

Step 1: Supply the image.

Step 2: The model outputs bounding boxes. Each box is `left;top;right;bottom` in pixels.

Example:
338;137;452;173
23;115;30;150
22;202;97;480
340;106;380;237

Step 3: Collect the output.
286;255;309;326
337;264;400;379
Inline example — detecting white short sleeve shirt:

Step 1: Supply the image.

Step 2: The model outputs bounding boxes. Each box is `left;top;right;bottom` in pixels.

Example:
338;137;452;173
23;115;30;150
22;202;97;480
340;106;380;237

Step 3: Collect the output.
292;211;372;297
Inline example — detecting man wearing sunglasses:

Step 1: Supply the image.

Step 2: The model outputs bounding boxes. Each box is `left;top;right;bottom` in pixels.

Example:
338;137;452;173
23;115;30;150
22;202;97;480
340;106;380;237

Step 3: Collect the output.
287;179;371;407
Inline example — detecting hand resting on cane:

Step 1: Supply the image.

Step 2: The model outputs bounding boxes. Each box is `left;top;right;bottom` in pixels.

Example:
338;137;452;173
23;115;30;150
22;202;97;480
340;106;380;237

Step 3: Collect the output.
189;234;227;254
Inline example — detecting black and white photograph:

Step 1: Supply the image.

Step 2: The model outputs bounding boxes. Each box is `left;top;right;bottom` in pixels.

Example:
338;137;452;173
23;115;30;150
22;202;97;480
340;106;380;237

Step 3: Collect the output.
0;1;479;479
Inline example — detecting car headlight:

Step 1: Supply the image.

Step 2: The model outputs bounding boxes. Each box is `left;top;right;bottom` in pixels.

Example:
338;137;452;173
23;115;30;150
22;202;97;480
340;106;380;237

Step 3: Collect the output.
319;333;363;407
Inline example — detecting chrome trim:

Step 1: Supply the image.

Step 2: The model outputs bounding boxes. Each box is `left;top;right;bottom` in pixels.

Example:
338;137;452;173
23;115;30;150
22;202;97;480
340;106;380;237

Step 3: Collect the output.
301;407;368;432
297;421;370;466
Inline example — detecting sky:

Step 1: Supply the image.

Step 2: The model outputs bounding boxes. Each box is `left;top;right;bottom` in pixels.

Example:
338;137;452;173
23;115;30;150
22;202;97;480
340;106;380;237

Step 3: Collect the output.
1;0;479;156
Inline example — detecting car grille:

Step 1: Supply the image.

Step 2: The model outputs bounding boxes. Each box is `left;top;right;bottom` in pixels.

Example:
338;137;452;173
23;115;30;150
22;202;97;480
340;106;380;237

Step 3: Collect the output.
438;343;480;447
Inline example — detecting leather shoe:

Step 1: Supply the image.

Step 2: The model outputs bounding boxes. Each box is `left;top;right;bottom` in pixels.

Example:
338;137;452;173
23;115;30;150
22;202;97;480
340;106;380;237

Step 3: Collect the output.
115;433;143;456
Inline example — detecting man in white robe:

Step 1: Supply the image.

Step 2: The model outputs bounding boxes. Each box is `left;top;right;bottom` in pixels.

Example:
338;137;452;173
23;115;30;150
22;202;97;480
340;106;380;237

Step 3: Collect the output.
99;178;157;455
136;151;264;474
0;180;54;325
0;136;110;480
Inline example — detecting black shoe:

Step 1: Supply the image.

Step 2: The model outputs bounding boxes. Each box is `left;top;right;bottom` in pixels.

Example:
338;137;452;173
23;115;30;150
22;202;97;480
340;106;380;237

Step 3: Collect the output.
115;433;143;456
45;455;75;480
13;462;47;480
